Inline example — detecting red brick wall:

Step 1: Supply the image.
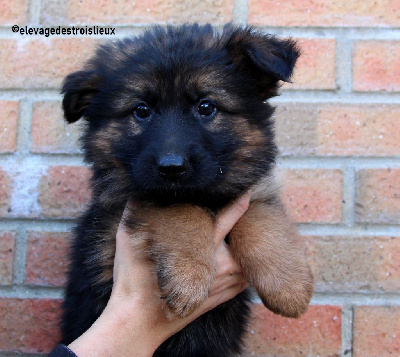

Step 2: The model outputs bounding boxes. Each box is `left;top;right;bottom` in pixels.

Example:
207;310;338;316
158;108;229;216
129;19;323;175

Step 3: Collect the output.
0;1;399;356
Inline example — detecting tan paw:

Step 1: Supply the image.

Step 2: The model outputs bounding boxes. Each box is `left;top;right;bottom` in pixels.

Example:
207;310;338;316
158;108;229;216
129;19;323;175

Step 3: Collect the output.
254;268;314;318
158;262;214;317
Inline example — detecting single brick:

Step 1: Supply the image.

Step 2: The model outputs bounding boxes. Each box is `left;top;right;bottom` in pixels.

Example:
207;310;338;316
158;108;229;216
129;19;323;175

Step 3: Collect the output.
275;103;400;156
353;306;400;357
316;104;400;156
275;104;318;156
25;232;70;287
356;169;400;224
31;101;81;154
41;0;234;25
0;101;18;153
0;0;28;25
38;166;91;218
0;38;97;89
353;41;400;92
0;232;15;285
0;298;61;354
244;304;341;356
307;236;400;292
249;0;400;27
281;169;342;223
0;168;11;217
288;39;336;90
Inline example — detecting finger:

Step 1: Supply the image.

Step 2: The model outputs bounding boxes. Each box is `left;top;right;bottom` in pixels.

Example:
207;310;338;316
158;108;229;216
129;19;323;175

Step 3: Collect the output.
118;200;140;237
201;282;249;314
209;273;246;297
114;201;148;281
215;243;242;275
115;203;138;261
117;201;148;253
214;192;251;246
114;225;136;282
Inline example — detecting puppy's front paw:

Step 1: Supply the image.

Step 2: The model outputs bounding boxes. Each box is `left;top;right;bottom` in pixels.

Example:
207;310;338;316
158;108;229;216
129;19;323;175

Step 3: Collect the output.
255;266;314;318
158;261;215;318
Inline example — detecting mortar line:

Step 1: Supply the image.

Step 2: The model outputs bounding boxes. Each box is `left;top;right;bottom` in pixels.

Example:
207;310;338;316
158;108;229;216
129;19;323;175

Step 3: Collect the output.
298;224;400;237
0;220;75;232
341;305;354;357
0;89;63;100
348;40;354;94
28;0;42;25
341;164;356;227
0;353;43;357
273;91;400;103
233;0;248;24
16;99;32;154
1;284;400;303
2;89;400;104
310;293;400;305
242;26;400;39
2;152;400;168
11;92;400;103
0;285;64;299
0;154;85;167
335;37;353;94
2;220;400;237
12;225;28;286
277;156;400;169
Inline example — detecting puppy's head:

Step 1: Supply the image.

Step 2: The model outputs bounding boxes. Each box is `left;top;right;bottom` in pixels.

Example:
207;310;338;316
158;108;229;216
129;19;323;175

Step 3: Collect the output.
62;24;299;206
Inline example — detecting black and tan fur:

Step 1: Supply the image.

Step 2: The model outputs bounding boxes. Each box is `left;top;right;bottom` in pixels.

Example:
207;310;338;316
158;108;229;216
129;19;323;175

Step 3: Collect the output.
60;24;313;356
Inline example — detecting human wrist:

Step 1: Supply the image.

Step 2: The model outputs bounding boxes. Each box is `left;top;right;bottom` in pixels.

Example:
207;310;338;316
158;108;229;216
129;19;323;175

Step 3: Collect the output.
68;297;161;357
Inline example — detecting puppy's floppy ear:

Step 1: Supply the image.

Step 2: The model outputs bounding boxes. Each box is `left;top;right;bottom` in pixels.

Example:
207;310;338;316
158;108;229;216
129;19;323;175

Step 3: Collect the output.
224;26;300;99
61;70;101;123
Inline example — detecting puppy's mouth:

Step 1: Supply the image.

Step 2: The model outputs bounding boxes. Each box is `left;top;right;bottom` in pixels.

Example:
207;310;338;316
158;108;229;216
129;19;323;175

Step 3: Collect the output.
131;168;217;204
134;183;207;205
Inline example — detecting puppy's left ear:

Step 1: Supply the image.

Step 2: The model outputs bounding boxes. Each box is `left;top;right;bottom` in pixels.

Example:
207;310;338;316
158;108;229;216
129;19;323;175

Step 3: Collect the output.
225;26;300;99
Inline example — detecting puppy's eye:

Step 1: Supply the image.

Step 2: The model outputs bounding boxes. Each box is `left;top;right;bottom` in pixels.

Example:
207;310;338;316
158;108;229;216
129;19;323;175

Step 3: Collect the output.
132;103;151;121
198;101;217;118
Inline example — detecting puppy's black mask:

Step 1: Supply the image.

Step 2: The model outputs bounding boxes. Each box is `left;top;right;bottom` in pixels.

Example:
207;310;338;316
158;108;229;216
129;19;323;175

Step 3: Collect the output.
62;24;299;207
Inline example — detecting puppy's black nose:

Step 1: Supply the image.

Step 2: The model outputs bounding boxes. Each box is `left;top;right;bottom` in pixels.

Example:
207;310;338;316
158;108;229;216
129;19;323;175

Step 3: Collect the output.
157;154;188;179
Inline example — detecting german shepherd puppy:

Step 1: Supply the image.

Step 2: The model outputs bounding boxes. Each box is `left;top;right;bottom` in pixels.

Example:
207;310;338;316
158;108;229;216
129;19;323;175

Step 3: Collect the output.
60;24;313;356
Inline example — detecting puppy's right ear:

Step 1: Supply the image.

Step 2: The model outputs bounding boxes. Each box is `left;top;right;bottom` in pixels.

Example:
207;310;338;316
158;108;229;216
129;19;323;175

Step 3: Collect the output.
61;70;101;123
